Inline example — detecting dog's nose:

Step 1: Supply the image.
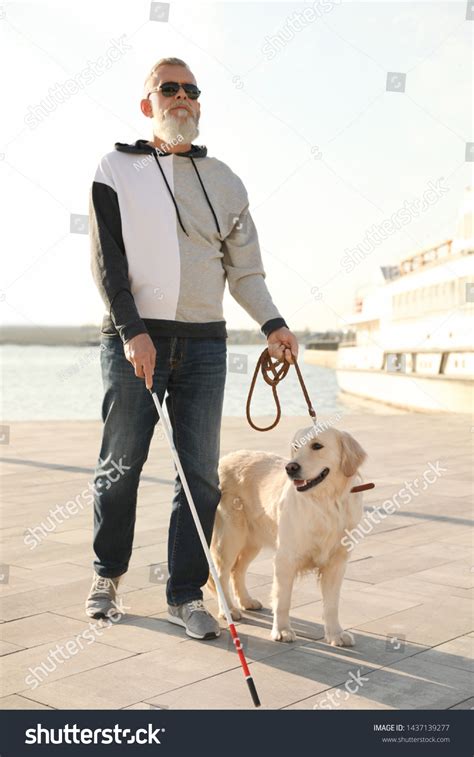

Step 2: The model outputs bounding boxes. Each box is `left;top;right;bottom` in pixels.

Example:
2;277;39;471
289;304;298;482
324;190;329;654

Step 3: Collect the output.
285;462;301;476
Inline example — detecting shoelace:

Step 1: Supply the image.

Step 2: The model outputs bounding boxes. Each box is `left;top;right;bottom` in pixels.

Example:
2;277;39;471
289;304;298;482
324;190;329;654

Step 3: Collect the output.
94;576;116;595
186;599;208;613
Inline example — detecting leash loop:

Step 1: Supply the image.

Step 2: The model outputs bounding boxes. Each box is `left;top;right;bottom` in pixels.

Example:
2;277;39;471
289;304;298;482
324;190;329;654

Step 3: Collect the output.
246;348;316;432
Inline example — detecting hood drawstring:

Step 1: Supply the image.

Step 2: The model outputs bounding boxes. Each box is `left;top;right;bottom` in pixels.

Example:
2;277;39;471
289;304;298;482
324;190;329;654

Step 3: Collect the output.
151;151;189;237
189;157;221;237
151;150;221;239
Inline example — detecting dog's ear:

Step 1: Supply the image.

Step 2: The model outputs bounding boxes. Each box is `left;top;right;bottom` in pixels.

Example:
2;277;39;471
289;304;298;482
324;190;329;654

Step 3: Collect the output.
339;431;367;477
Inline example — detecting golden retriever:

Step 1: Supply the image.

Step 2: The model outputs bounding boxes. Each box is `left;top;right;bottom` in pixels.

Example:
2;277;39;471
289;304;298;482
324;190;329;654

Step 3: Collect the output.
208;425;367;645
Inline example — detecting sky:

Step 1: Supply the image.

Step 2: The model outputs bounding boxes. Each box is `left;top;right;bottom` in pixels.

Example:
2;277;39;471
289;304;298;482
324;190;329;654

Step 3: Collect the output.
0;0;472;333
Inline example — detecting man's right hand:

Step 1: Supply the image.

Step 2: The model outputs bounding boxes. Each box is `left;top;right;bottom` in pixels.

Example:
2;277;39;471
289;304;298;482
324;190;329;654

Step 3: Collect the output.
124;333;156;390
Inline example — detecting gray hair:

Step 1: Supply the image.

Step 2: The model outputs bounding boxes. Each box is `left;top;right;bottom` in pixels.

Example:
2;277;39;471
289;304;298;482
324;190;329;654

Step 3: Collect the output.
143;57;193;98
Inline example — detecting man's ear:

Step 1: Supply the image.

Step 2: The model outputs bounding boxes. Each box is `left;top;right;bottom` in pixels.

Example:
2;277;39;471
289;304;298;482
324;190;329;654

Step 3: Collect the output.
339;430;367;477
140;98;152;118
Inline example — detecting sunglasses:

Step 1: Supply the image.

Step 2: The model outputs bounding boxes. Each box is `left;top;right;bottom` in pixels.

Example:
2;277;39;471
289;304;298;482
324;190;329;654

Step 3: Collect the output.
148;82;201;100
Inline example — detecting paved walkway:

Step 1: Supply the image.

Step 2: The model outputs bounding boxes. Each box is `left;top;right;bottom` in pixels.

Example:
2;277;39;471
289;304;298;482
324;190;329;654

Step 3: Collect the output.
0;412;472;710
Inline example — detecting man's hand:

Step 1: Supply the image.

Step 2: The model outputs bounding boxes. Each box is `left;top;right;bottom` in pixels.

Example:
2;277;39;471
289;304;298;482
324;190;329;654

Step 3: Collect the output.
267;326;299;364
124;333;156;390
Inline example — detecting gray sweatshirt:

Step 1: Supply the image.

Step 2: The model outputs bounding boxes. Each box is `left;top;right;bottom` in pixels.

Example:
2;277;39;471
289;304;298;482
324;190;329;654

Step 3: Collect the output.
89;139;288;343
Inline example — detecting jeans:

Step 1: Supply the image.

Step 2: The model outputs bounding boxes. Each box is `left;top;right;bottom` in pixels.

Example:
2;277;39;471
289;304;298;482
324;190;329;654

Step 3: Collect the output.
92;333;227;606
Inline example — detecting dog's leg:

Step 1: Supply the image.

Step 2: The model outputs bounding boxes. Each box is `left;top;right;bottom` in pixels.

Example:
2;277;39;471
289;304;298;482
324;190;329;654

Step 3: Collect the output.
216;563;242;621
231;544;263;611
320;554;354;647
270;553;297;642
210;511;245;621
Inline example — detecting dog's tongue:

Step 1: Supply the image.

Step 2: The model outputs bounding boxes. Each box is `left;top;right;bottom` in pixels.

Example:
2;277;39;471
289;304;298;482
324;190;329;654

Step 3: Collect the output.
293;479;305;486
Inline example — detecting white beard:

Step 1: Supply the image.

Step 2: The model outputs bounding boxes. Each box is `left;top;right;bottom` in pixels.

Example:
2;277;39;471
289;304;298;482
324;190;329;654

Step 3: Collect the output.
153;109;199;149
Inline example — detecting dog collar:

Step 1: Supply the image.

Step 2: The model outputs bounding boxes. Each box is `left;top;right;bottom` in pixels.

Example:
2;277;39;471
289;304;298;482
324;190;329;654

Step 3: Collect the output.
350;482;375;493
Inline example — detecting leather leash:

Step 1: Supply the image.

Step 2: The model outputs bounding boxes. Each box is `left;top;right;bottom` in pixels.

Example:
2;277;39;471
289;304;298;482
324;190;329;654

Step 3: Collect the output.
246;348;317;432
245;347;375;494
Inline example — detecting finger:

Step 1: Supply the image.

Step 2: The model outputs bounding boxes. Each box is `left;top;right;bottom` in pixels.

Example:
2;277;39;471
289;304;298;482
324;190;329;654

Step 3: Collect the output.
287;341;298;360
272;350;284;363
144;360;154;391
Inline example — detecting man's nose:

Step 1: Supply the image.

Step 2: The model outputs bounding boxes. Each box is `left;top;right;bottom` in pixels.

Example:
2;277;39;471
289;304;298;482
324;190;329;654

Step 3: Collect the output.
285;462;301;475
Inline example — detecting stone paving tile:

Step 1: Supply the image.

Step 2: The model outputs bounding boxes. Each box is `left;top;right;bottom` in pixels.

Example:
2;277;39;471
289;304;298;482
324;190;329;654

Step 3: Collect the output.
88;616;197;655
0;612;92;649
0;639;23;656
284;654;474;710
146;646;380;710
355;596;473;646
295;632;428;668
407;560;473;589
347;539;412;561
362;575;471;601
0;635;133;698
0;694;54;709
450;697;474;709
47;529;96;545
412;635;474;673
0;570;45;599
22;643;247;710
16;562;94;587
287;587;423;633
441;531;474;547
1;541;89;570
0;579;93;622
345;542;471;584
366;523;472;550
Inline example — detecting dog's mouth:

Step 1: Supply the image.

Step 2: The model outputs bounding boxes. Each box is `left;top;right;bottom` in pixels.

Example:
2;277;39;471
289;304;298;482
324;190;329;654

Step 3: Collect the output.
292;467;330;492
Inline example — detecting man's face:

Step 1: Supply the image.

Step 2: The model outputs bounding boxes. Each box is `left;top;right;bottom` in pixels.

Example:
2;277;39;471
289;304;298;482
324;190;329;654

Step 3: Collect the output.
142;64;201;148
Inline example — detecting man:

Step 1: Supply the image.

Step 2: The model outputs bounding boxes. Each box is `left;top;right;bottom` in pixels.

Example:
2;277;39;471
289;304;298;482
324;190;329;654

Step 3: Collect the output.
86;56;299;640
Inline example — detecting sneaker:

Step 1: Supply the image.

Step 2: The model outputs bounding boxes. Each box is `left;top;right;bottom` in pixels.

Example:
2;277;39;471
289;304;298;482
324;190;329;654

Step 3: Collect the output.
85;572;123;620
167;599;221;640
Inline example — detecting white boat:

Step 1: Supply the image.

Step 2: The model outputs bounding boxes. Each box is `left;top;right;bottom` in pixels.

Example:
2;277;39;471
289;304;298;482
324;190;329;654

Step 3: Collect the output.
334;187;474;413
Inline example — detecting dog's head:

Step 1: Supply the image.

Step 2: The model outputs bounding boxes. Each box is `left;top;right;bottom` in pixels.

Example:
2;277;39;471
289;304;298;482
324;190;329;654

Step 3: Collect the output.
285;425;367;493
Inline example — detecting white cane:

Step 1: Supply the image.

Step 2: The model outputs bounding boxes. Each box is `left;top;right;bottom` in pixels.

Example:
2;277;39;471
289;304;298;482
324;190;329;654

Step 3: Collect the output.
148;388;261;707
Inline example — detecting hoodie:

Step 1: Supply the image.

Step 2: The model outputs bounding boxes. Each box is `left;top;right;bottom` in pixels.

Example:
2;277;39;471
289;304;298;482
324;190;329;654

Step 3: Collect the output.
89;139;288;343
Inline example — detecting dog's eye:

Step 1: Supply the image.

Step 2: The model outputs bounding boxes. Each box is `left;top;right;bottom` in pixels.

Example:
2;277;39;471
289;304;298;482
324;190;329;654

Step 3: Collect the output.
311;442;324;450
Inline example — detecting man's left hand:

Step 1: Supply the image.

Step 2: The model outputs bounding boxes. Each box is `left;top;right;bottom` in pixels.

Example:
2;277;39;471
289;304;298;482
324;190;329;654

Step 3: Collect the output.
267;326;299;364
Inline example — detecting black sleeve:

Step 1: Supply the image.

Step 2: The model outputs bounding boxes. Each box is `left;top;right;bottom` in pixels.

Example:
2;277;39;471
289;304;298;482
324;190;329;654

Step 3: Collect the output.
89;180;148;343
261;317;289;338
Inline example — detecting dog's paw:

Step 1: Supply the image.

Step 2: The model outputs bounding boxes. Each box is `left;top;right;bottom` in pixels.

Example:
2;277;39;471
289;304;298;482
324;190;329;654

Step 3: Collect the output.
271;626;296;643
240;598;263;611
325;629;355;647
219;606;242;621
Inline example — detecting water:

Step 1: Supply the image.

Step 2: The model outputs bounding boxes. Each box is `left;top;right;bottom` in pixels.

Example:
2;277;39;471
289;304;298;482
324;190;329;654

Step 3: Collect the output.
0;344;394;421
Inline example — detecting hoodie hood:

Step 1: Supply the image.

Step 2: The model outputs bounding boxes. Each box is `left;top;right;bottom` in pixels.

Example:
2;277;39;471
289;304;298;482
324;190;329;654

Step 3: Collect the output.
113;139;216;238
115;139;207;158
